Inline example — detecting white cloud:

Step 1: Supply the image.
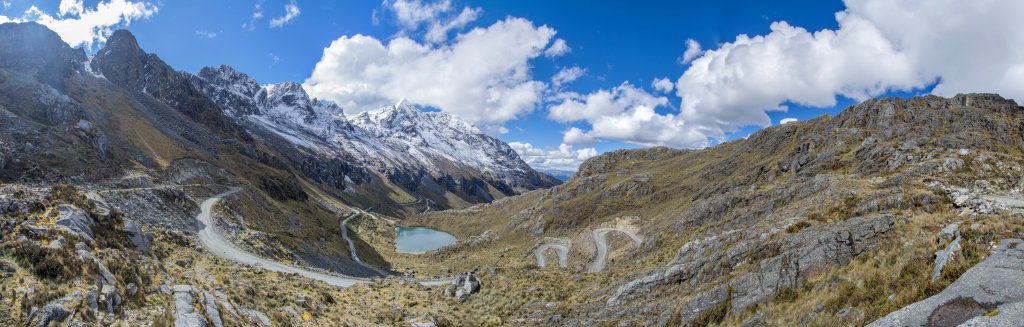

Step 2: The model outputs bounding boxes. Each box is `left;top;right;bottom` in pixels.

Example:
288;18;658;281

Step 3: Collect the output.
652;77;673;93
58;0;84;16
549;82;667;123
2;0;158;49
670;0;1024;147
195;30;217;39
425;6;480;43
508;142;598;171
780;118;798;125
384;0;482;43
305;17;557;130
547;82;707;147
3;1;11;11
680;38;702;64
269;0;300;28
243;1;264;31
562;127;596;146
552;66;585;87
544;38;570;57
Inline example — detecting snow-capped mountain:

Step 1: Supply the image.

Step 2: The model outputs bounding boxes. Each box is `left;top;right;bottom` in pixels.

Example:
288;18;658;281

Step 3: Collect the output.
191;65;559;210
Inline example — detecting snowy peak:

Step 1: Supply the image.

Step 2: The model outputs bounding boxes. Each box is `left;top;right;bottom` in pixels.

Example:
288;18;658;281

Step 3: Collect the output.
355;100;482;137
266;82;312;110
197;65;265;100
192;65;350;138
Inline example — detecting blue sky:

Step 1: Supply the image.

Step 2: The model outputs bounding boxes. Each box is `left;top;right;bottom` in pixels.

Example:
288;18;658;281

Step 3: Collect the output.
3;0;1020;171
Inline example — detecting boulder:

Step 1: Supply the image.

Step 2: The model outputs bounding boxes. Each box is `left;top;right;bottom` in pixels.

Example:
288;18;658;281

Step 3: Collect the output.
869;239;1024;326
54;204;94;240
444;272;481;301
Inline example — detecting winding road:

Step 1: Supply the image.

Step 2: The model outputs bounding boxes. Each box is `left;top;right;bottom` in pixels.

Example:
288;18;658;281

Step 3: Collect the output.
196;188;451;287
586;228;643;273
533;228;642;272
534;238;569;268
339;212;392;277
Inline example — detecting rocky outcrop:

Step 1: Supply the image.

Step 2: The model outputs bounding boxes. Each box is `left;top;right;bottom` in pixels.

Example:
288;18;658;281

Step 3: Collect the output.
26;291;82;327
173;285;205;327
444;272;482;301
869;239;1024;326
54;204;94;241
609;214;895;323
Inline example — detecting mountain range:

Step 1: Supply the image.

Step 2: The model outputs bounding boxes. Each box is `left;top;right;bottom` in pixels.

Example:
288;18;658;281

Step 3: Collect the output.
3;21;1024;327
0;22;558;217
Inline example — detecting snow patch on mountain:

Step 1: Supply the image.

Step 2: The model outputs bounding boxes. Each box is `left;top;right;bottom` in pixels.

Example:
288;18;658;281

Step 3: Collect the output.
191;65;550;191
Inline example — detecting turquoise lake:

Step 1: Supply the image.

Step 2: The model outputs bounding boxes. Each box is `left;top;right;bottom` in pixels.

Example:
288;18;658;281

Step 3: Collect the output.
394;227;457;254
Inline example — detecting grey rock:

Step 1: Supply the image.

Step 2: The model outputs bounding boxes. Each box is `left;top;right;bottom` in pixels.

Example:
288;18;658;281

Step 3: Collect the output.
54;204;94;240
242;309;271;326
77;249;116;285
28;291;82;327
933;235;961;280
100;284;120;314
959;301;1024;326
869;239;1024;326
160;284;173;295
123;219;151;253
173;286;205;327
939;222;961;241
86;290;99;314
444;272;481;301
204;292;224;327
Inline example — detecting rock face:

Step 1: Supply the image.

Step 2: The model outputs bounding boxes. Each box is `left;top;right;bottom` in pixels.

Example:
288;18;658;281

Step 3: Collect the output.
869;239;1024;326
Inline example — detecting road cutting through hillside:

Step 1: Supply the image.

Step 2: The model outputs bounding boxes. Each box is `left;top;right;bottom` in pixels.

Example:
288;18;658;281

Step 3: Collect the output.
534;239;569;268
534;228;642;272
196;188;451;287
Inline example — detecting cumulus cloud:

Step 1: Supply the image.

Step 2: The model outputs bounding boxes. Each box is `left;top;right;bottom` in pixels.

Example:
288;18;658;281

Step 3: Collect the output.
671;0;1024;147
680;38;701;64
0;0;157;48
652;77;674;93
58;0;84;16
547;82;707;147
384;0;482;43
562;127;596;146
305;17;557;130
508;142;597;171
269;0;300;28
780;118;798;125
544;38;570;57
552;66;585;87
